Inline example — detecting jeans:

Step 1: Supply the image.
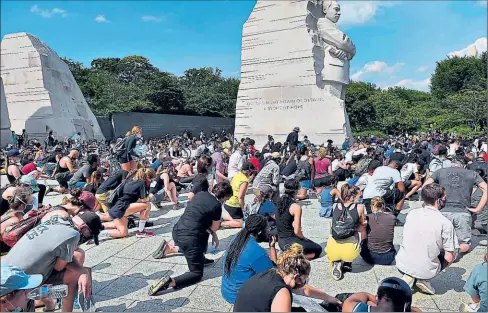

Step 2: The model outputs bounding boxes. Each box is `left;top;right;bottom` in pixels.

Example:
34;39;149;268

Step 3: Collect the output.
360;241;396;265
68;181;86;190
319;205;333;218
172;233;207;289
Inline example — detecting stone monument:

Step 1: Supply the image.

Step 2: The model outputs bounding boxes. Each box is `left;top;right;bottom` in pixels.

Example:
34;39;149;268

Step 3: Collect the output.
1;33;104;141
234;0;354;147
0;78;13;146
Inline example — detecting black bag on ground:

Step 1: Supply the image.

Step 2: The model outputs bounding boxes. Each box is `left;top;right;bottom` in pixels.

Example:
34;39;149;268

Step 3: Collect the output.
331;203;357;240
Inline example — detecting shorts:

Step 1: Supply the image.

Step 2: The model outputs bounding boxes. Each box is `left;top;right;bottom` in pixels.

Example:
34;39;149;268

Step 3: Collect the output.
223;203;244;219
442;212;472;244
299;180;313;190
44;269;65;285
153;189;167;202
117;155;130;164
95;192;109;213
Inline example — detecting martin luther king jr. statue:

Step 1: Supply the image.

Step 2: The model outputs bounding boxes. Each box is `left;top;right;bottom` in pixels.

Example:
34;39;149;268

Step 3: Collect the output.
307;0;356;100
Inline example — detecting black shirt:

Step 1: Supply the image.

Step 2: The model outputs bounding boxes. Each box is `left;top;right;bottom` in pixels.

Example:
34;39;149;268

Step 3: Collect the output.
234;269;292;312
389;152;405;163
281;159;297;176
110;180;147;213
97;170;128;194
276;203;296;239
286;131;299;148
191;173;210;194
173;191;221;239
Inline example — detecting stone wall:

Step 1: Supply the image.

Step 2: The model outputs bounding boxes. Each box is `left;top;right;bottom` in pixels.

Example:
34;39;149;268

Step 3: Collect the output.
111;112;235;139
1;33;104;141
0;78;13;147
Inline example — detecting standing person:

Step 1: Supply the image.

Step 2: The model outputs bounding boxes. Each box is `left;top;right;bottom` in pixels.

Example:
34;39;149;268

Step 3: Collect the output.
395;183;458;295
295;145;315;200
148;182;233;293
424;159;487;254
222;162;256;229
211;149;230;183
101;168;156;239
11;132;18;148
285;127;300;155
275;180;322;260
45;131;55;149
117;126;142;172
360;197;396;265
326;185;367;280
228;145;246;181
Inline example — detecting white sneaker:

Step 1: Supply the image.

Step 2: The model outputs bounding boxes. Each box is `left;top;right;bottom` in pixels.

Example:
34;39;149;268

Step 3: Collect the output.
401;274;415;289
459;303;479;312
416;279;435;295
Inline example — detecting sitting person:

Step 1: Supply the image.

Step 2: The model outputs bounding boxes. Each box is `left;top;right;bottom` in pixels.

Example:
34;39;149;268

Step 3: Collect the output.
275;180;322;260
395;183;458;295
400;154;422;200
342;277;420;312
355;160;382;192
459;253;487;312
101;168;156;240
53;149;80;193
149;162;179;209
187;156;213;201
0;265;43;312
222;162;255;229
233;243;340;312
59;189;98;215
295;145;315;200
176;158;195;183
317;175;340;218
360;197;396;265
332;151;351;182
68;154;98;190
313;147;332;189
326;184;366;280
222;215;277;304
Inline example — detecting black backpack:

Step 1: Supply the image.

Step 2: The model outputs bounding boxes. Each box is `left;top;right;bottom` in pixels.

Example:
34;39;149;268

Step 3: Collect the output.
112;138;126;156
331;203;357;240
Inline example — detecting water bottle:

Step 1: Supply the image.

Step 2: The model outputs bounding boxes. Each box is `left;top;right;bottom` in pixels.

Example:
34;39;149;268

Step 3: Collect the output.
27;284;68;300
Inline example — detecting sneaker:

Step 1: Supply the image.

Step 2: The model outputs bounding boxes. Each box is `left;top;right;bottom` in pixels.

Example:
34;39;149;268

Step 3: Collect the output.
332;261;343;281
459;303;479;312
416;279;435;295
401;274;415;288
204;258;215;266
148;275;172;296
479;239;487;246
136;231;154;238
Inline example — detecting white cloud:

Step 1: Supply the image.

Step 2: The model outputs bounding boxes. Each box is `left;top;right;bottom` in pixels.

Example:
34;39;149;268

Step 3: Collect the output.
142;15;163;22
338;1;397;26
94;14;110;23
416;65;429;73
383;78;431;92
448;37;487;58
351;61;404;80
30;4;67;18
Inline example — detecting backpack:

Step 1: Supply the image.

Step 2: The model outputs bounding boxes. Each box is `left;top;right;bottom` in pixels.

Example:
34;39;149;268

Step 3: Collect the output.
1;205;56;247
331;203;357;240
112;138;126;156
468;160;488;181
429;157;444;172
355;156;372;176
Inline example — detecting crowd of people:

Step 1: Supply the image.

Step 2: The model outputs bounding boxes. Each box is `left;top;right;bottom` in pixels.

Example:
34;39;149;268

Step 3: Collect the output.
0;125;487;312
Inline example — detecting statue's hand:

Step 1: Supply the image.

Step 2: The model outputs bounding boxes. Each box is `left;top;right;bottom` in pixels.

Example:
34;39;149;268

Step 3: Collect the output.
330;48;347;59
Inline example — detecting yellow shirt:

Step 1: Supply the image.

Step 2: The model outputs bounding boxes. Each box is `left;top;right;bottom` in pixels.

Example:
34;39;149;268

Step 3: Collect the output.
225;171;249;208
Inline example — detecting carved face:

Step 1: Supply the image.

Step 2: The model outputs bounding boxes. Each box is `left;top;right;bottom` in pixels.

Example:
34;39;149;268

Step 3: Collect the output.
324;1;341;23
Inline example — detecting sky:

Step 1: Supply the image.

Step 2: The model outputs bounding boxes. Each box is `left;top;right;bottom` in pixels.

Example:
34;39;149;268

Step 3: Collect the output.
1;0;487;92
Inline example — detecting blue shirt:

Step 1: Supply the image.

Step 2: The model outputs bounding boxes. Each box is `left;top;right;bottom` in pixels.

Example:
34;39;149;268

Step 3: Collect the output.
221;237;274;304
258;200;277;217
464;263;487;312
151;159;162;171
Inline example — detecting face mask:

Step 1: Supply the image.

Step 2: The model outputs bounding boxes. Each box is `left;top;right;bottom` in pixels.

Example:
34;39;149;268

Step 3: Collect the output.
6;299;21;312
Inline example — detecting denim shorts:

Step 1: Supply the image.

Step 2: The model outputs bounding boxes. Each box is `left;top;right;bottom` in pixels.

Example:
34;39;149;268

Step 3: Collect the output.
300;180;313;190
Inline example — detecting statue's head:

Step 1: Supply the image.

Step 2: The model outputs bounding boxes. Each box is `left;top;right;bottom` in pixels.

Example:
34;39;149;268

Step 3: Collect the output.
322;0;341;23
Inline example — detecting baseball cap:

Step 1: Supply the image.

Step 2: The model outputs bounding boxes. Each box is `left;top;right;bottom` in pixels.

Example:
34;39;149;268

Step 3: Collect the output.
77;211;104;245
79;191;97;211
7;149;20;157
271;152;281;159
379;277;412;307
293;127;300;132
19;175;40;192
1;265;43;296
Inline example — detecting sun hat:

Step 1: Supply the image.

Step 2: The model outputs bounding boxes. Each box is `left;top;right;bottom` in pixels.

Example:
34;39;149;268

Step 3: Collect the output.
1;265;43;297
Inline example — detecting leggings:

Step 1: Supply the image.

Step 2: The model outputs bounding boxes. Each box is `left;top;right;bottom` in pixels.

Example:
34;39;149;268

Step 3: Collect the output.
178;175;196;184
278;236;322;260
172;233;207;289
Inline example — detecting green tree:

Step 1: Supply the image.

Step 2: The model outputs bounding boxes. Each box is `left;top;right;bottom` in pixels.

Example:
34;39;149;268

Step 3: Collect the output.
345;81;378;131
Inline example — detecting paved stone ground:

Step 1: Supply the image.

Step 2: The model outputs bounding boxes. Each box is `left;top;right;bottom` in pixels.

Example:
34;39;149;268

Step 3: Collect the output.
5;177;487;312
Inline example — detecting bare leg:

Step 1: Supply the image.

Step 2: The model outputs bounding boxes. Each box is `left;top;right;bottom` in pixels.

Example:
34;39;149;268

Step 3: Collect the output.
221;218;243;228
405;181;421;199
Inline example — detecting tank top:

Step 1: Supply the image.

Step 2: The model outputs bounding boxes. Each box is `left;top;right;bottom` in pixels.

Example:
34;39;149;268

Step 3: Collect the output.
276;201;296;239
353;302;371;312
6;166;21;184
234;269;292;312
225;171;248;208
320;186;335;208
314;157;330;179
56;157;70;174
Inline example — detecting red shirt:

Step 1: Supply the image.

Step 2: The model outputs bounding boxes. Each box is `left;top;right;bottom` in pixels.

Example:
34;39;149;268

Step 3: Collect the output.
21;163;37;175
248;157;261;172
483;154;488;163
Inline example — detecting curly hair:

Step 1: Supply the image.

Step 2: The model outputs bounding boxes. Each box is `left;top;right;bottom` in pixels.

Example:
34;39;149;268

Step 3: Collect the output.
276;243;311;278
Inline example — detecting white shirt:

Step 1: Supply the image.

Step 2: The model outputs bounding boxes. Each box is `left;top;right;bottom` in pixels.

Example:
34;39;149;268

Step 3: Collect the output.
362;166;402;199
227;151;244;180
332;159;341;172
400;163;418;182
481;143;487;153
396;205;459;279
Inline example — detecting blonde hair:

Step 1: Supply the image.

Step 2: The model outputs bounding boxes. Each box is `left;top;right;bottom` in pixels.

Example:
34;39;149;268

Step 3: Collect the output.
276;243;311;278
318;147;327;159
131;126;142;135
133;168;155;181
371;197;386;213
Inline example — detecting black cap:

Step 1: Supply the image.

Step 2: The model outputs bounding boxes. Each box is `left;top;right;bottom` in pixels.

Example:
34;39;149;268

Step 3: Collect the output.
78;211;104;245
242;162;256;172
